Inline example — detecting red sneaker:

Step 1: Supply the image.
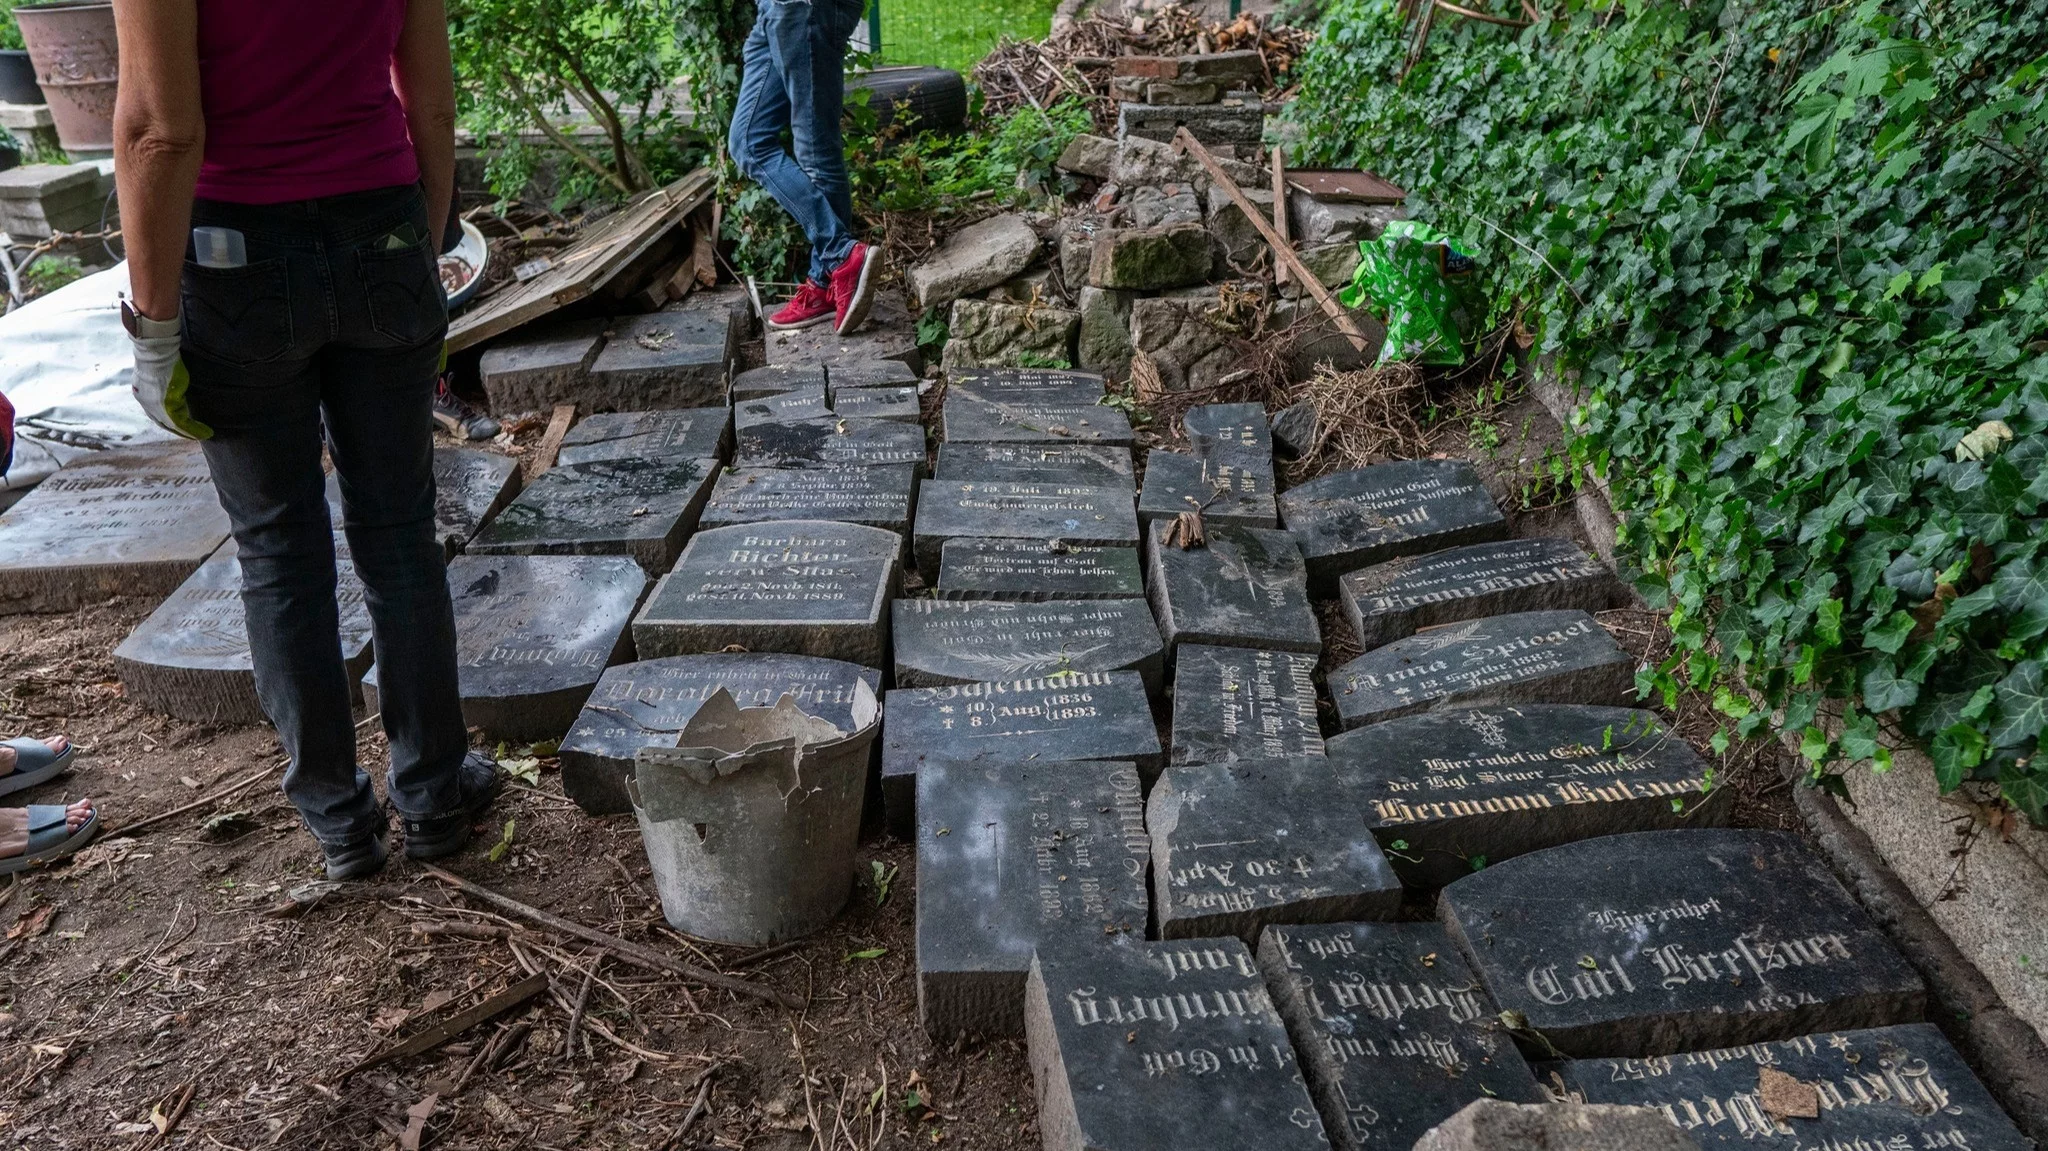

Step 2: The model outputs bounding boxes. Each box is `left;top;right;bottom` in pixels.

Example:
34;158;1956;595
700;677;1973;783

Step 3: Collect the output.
830;242;880;336
767;280;835;330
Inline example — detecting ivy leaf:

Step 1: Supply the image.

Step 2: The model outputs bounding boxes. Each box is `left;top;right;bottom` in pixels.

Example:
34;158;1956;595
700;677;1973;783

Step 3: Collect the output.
1932;724;1989;792
1989;661;2047;748
1861;659;1920;713
1864;610;1916;655
2001;765;2048;827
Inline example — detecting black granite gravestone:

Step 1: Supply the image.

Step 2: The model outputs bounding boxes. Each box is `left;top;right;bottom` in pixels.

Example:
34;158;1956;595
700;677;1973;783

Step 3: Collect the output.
734;389;834;429
941;394;1135;446
478;317;605;412
935;539;1146;601
831;384;920;422
913;480;1142;578
1137;451;1279;530
1278;460;1509;588
430;448;524;555
1025;934;1330;1151
1149;758;1398;940
583;310;732;410
948;367;1106;406
735;417;927;470
1256;922;1543;1151
827;359;920;389
466;456;718;574
1341;538;1621;651
731;363;828;402
558;652;881;814
0;444;230;613
364;554;646;742
1330;610;1635;729
1169;645;1325;766
554;408;731;468
114;537;372;725
880;671;1161;836
891;597;1165;693
1326;705;1728;889
632;520;900;666
1439;829;1927;1057
917;760;1150;1038
701;466;917;535
1542;1022;2031;1150
1146;521;1321;656
934;442;1135;486
1183;402;1273;462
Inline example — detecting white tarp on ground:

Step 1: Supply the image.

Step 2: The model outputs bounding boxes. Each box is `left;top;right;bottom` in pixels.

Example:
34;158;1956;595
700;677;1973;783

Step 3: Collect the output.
0;262;175;500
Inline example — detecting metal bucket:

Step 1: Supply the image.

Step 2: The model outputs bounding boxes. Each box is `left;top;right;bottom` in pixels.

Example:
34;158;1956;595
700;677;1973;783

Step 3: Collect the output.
629;684;880;946
13;1;117;154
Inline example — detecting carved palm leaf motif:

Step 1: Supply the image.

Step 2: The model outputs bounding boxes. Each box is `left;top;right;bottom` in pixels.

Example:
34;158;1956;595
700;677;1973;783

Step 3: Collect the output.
950;643;1112;678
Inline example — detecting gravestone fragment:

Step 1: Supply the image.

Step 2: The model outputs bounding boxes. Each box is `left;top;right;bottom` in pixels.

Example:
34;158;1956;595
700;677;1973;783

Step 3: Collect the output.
1183;402;1273;462
1270;401;1318;460
949;367;1106;406
1256;922;1542;1151
734;389;833;428
1330;610;1634;729
735;418;926;471
1169;645;1324;766
701;466;917;535
583;310;733;410
1542;1022;2032;1151
827;359;920;389
936;539;1145;601
731;363;827;402
632;520;900;666
555;409;730;467
1149;759;1397;941
1137;451;1277;530
913;480;1141;578
1278;460;1509;588
558;653;881;814
364;554;646;742
934;442;1133;486
1145;522;1320;655
1413;1101;1703;1151
467;456;718;574
115;538;372;725
1439;828;1927;1057
891;598;1165;693
1341;538;1621;651
1326;705;1727;889
941;394;1134;446
917;760;1150;1038
430;448;524;555
830;384;920;422
765;289;923;375
0;444;230;614
880;671;1160;836
478;317;606;413
1025;934;1330;1151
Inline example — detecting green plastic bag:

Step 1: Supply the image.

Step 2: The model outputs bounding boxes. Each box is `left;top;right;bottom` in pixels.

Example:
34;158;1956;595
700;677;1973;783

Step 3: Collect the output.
1338;220;1481;366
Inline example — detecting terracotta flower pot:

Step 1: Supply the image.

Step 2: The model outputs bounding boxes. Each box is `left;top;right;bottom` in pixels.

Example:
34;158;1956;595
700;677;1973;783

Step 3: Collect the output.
13;1;117;155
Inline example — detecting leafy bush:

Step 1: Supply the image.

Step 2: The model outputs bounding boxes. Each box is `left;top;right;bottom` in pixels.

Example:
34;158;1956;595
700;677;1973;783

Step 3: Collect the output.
0;0;23;52
1289;0;2048;818
849;94;1091;215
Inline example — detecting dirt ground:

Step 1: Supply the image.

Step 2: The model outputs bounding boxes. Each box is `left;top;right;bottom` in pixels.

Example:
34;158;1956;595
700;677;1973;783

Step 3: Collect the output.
0;374;1806;1151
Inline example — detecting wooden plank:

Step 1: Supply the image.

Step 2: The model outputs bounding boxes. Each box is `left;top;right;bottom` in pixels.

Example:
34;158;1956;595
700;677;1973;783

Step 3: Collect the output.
343;973;550;1078
1173;129;1373;354
447;168;715;354
530;404;576;478
1271;145;1291;286
1285;168;1408;205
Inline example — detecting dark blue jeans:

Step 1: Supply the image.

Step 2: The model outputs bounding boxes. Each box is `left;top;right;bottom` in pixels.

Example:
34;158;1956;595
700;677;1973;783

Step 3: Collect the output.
181;183;471;847
729;0;866;284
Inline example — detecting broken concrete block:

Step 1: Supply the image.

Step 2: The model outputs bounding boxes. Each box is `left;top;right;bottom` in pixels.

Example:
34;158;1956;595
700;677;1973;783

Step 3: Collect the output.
1117;102;1263;147
664;284;755;346
1108;135;1261;192
1123;183;1202;229
1145;79;1220;105
1057;218;1101;284
1111;55;1181;80
984;268;1056;305
1206;183;1274;270
1412;1100;1702;1151
1271;399;1318;459
479;318;607;414
908;214;1041;310
1087;222;1211;290
1289;197;1405;246
1270;297;1390;378
942;299;1080;371
1183;50;1266;85
1077;286;1135;376
1055;134;1116;179
1130;294;1233;391
1280;241;1363;299
0;162;103;237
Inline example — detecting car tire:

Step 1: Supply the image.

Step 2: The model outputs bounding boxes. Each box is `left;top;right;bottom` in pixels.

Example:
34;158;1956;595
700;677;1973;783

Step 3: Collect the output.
847;66;969;133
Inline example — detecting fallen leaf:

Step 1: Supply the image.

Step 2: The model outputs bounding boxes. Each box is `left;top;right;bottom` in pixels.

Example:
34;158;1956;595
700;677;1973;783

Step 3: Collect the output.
485;819;517;863
497;756;541;786
372;1006;412;1034
1954;420;2014;462
400;1093;439;1151
845;947;888;962
419;989;456;1015
1759;1066;1819;1120
7;904;54;940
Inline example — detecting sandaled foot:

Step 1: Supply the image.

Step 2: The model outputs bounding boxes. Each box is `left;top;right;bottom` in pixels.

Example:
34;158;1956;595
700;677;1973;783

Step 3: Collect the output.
402;751;502;861
0;796;96;875
0;735;73;798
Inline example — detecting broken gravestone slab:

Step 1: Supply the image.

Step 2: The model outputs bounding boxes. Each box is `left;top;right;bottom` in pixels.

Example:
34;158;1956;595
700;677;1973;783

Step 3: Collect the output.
632;520;900;666
935;539;1145;601
700;465;917;536
467;456;718;575
1341;537;1622;652
912;480;1142;579
767;289;923;376
558;652;881;815
880;671;1161;837
941;393;1134;447
1329;610;1635;729
934;442;1133;486
891;597;1165;694
829;384;920;423
583;310;733;411
916;759;1150;1039
1413;1100;1703;1151
1183;402;1273;463
1256;922;1542;1151
735;417;927;471
731;363;828;402
1439;828;1927;1058
554;408;731;467
1542;1022;2032;1151
1169;645;1324;767
825;359;920;389
115;537;372;726
0;444;231;614
948;367;1107;406
1326;705;1728;889
1278;460;1510;589
478;317;606;413
1137;451;1278;530
734;388;833;428
1145;521;1321;656
430;448;524;555
1025;934;1330;1151
364;553;646;742
1149;758;1398;941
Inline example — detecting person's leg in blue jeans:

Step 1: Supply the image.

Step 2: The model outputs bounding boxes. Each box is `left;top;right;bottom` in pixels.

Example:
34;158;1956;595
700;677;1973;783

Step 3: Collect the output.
728;2;854;284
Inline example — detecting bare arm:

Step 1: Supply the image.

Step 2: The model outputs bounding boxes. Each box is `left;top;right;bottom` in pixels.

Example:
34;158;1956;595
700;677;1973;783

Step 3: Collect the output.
393;0;457;250
112;0;205;322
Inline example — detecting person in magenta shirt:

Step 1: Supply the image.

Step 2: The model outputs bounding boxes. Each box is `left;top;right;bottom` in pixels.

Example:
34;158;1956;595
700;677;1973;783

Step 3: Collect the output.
113;0;497;879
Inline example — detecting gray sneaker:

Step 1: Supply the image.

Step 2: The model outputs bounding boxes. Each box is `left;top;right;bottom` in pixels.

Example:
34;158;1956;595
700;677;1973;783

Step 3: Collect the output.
432;377;500;440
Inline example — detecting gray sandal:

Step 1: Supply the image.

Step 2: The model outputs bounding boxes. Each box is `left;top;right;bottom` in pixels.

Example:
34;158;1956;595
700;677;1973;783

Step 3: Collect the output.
0;738;72;798
0;805;97;875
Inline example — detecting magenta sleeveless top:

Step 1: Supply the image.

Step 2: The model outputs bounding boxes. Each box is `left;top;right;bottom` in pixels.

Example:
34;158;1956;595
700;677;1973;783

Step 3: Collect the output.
193;0;421;204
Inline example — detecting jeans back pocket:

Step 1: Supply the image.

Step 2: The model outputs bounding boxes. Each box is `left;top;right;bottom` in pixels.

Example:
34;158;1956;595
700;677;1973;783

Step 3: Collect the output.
357;242;447;347
182;258;294;367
